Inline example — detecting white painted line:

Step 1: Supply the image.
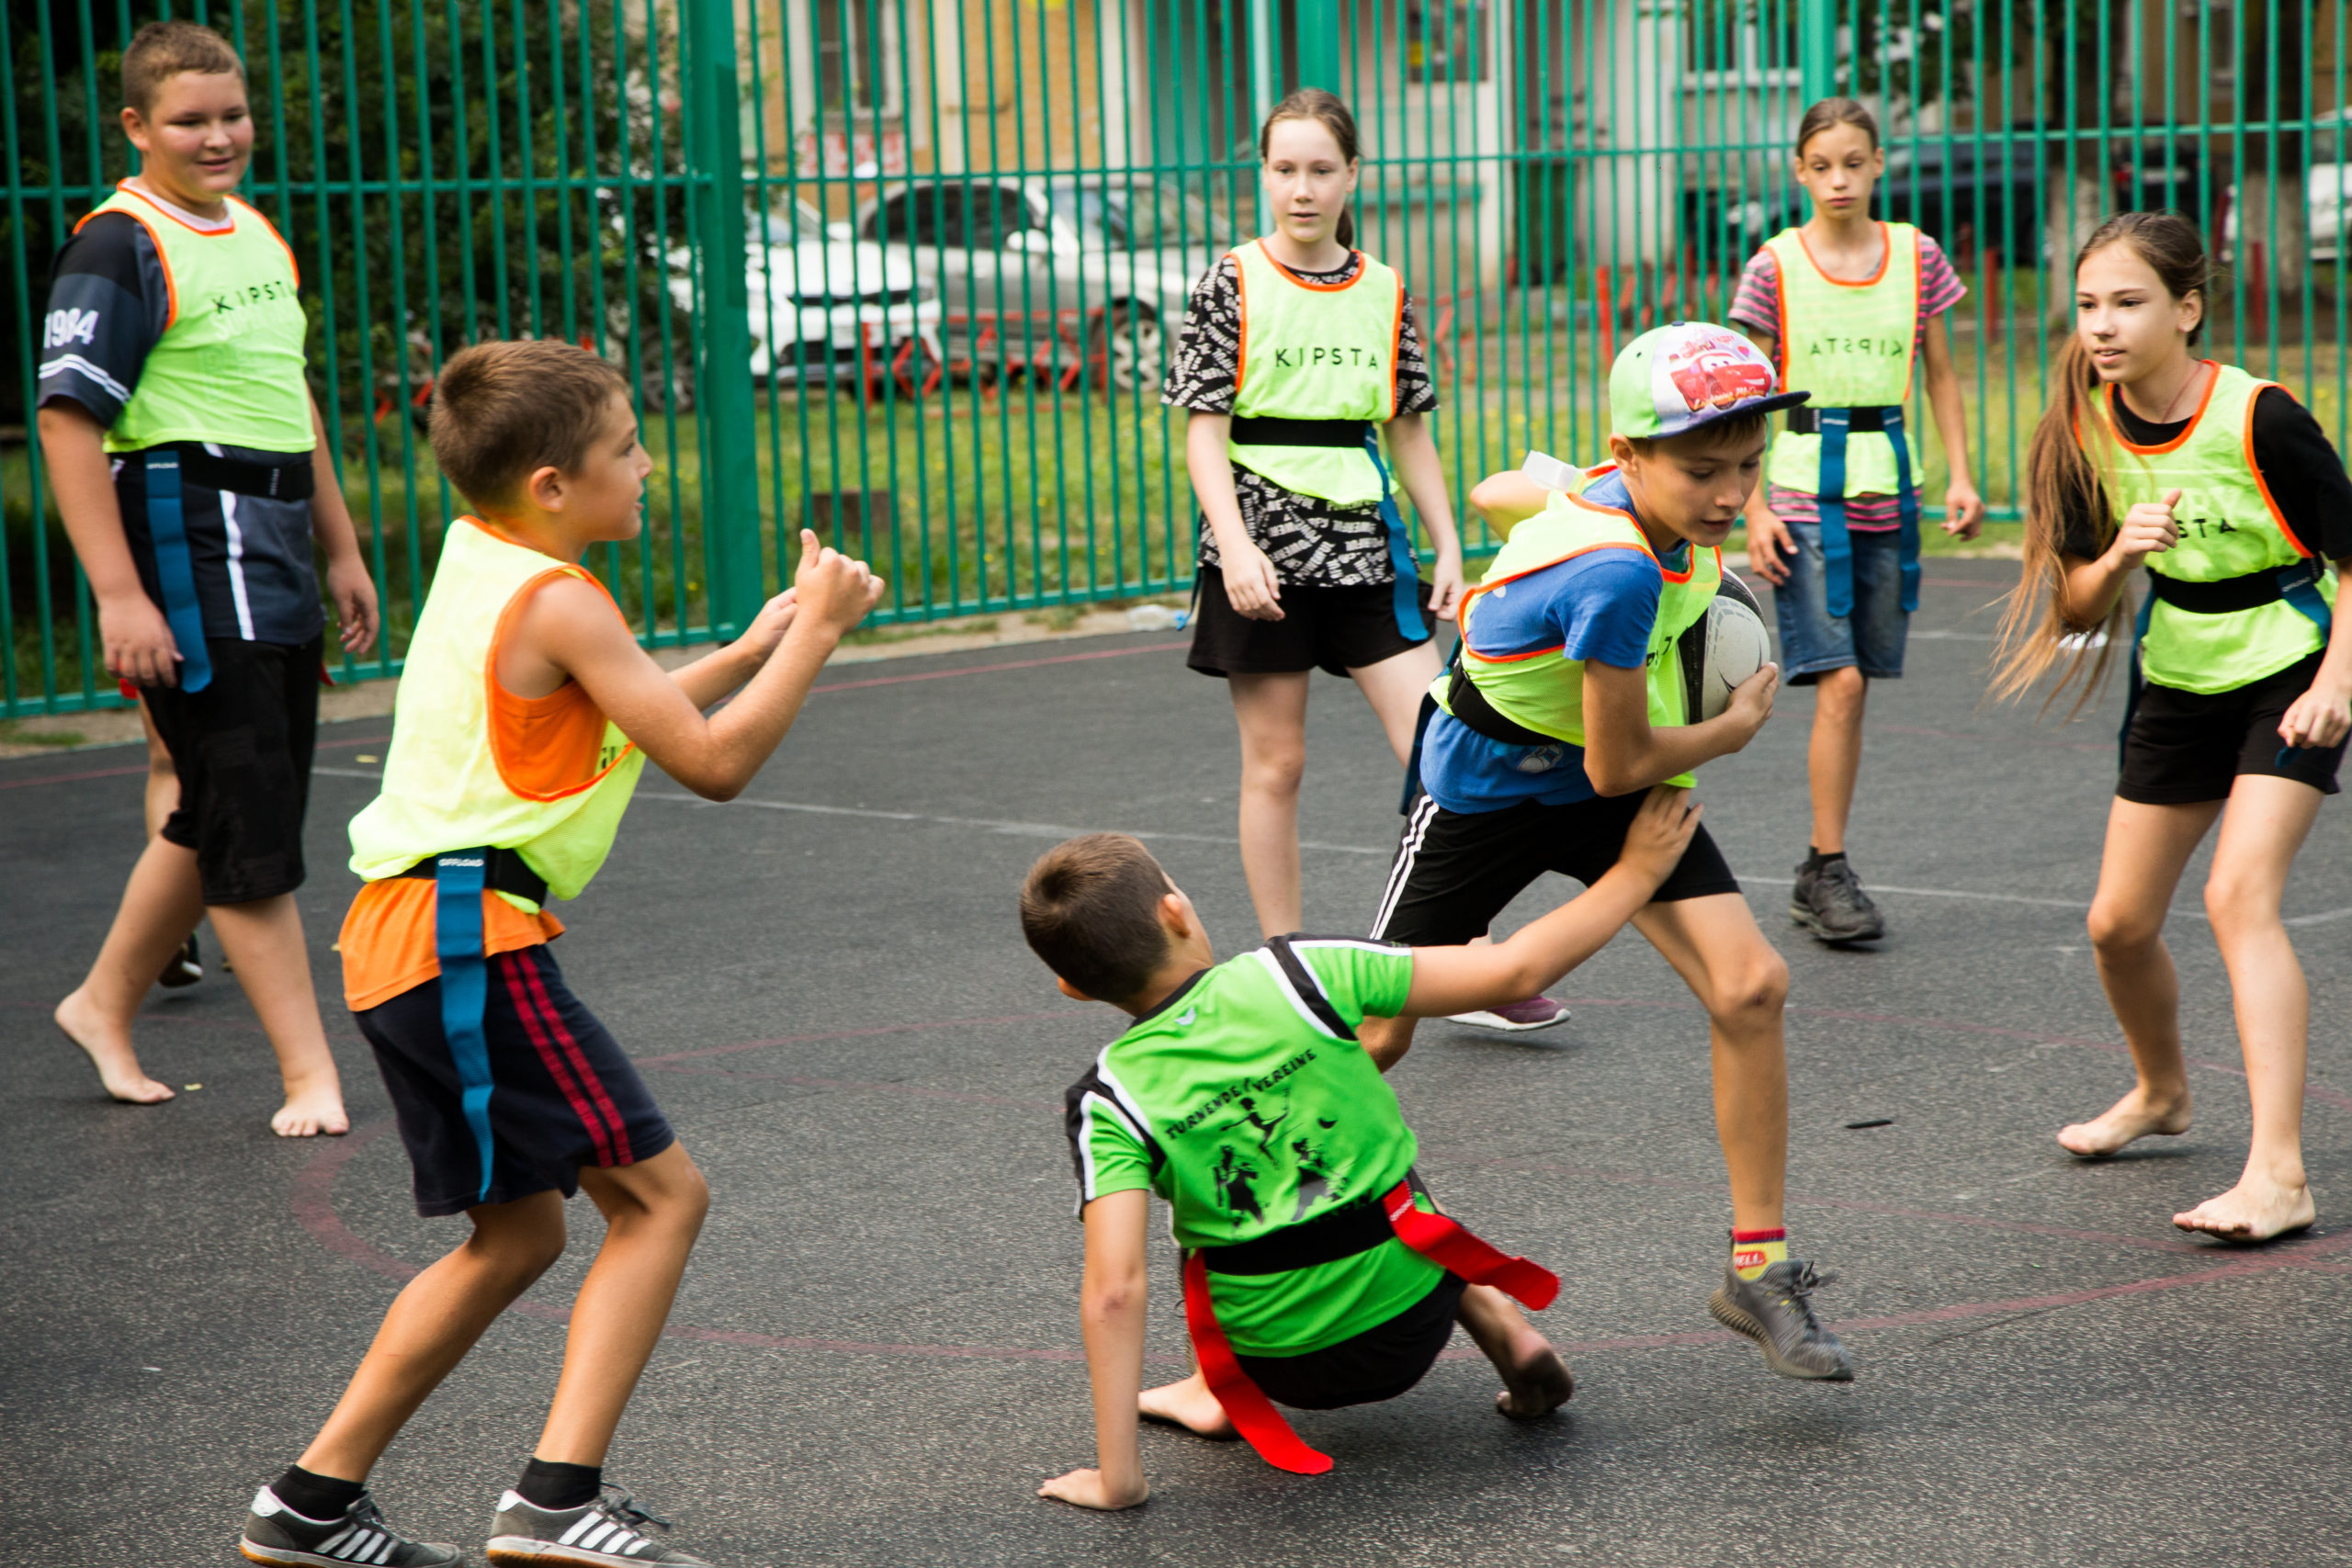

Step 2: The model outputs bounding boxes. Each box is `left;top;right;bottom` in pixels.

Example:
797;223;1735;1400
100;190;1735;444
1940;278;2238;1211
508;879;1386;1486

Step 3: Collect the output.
319;771;2352;931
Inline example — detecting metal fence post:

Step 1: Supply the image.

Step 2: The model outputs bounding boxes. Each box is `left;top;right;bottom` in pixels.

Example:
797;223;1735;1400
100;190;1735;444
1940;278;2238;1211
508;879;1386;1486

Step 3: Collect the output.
683;0;763;641
1797;0;1838;104
1295;0;1341;92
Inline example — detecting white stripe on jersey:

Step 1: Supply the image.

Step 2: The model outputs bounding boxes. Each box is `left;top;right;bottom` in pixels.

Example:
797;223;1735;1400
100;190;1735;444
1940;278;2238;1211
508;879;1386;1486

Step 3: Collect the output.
1073;1090;1146;1212
1248;948;1342;1041
220;489;257;639
38;352;132;401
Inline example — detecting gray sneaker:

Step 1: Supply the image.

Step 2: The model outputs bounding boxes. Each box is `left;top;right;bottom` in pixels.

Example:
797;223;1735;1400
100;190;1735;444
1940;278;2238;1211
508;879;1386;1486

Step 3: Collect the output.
240;1486;464;1565
1790;856;1886;942
1708;1260;1854;1381
485;1488;712;1565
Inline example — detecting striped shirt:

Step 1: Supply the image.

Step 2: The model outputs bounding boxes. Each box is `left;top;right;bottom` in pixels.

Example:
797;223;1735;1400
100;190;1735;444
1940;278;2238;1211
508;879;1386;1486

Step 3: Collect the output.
1728;232;1966;531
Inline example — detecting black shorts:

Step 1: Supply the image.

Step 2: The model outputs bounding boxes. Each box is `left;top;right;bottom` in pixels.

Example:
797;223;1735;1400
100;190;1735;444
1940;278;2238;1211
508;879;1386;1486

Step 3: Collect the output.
1236;1271;1469;1410
2120;650;2346;805
1186;563;1437;679
142;635;322;904
1372;788;1741;946
356;943;676;1217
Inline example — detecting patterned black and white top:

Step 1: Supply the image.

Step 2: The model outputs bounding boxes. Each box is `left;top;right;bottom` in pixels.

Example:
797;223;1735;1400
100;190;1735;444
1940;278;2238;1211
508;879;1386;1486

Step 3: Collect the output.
1161;251;1438;588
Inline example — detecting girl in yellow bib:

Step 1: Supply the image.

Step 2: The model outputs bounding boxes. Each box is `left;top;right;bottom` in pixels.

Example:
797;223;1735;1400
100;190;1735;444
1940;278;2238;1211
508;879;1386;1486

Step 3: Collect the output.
1995;212;2352;1242
1163;94;1498;981
1733;97;1984;944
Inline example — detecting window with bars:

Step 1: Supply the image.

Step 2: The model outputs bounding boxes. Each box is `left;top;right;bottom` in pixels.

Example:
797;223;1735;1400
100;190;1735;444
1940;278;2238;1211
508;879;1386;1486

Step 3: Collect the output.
1684;0;1801;79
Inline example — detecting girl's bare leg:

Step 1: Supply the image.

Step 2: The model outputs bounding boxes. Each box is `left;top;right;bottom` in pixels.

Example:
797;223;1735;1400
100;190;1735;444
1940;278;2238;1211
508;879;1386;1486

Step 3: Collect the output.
2061;797;2222;1156
1346;639;1442;766
1229;671;1313;938
300;1191;570;1481
2175;775;2323;1240
139;701;177;839
1455;1282;1572;1418
1805;667;1867;853
207;894;349;1137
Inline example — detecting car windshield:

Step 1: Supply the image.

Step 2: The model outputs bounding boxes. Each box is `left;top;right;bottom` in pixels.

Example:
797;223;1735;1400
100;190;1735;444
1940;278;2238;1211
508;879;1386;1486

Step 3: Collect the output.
1047;183;1238;250
752;197;830;243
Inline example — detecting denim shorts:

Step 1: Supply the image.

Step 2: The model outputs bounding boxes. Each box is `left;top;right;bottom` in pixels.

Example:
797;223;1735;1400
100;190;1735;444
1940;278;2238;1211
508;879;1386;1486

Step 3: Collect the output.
1766;518;1908;683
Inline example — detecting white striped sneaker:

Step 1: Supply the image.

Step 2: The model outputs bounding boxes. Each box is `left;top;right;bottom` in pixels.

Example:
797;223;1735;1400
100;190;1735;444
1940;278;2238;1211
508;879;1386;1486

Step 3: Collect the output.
239;1486;463;1566
484;1489;712;1565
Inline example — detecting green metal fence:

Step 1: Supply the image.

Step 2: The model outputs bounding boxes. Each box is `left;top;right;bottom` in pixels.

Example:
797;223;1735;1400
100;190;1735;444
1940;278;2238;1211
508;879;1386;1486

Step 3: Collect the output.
6;0;2347;716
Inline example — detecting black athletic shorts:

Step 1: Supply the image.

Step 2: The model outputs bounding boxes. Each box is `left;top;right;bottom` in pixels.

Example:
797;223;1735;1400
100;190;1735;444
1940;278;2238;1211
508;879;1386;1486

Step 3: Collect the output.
1236;1271;1469;1410
142;635;322;904
356;942;675;1217
1186;563;1437;679
1372;787;1741;946
2120;650;2346;805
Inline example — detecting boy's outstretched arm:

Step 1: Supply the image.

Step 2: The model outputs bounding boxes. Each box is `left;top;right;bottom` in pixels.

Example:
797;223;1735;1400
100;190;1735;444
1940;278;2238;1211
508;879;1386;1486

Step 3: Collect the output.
1579;658;1777;797
1399;786;1701;1019
511;528;884;801
1040;1188;1151;1511
1466;470;1555;540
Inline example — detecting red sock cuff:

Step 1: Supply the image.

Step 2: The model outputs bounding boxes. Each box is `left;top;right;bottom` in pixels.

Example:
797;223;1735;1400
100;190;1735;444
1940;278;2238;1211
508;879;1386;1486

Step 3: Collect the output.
1730;1228;1787;1243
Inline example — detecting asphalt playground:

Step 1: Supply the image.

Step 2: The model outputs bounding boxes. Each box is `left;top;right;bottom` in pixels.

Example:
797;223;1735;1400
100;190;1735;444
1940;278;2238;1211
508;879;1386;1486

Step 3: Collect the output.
6;555;2350;1568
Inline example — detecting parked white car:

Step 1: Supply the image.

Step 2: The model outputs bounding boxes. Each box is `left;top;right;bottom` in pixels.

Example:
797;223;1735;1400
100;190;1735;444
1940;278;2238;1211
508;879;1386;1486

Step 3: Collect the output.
856;175;1237;391
2221;112;2352;268
670;197;942;390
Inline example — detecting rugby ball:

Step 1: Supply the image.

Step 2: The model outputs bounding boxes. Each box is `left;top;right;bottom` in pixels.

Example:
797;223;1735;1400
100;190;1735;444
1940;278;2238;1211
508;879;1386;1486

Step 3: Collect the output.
1679;573;1773;722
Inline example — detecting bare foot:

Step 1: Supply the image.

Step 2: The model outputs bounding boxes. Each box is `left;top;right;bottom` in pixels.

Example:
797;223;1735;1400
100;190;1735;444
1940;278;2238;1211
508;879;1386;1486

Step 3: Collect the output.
2057;1087;2190;1157
1137;1372;1238;1439
272;1085;350;1138
53;991;174;1106
1494;1339;1574;1421
2174;1177;2316;1242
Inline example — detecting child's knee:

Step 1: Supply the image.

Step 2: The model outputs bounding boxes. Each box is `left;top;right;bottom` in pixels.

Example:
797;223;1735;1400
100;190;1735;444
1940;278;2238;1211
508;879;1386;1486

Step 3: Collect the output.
1709;950;1788;1027
1241;745;1306;795
2087;898;2162;955
2202;871;2283;938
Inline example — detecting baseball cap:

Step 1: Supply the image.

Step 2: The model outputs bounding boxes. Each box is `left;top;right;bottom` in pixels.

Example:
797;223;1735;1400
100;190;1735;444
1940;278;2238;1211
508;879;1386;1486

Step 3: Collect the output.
1609;321;1809;440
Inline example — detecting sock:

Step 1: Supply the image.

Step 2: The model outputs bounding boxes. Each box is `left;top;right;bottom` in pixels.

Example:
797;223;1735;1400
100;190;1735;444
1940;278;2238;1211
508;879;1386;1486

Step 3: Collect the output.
516;1458;604;1512
1731;1228;1788;1281
272;1464;367;1522
1804;847;1846;871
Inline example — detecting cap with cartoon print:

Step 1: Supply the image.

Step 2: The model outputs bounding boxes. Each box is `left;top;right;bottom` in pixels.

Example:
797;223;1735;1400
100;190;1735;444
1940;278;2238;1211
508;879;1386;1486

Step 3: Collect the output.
1610;321;1810;439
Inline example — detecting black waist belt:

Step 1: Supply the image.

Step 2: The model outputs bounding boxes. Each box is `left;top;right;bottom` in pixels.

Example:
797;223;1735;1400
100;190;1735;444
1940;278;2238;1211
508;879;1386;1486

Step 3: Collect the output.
1444;664;1562;749
2147;558;2324;615
1228;416;1372;448
397;847;549;906
1199;1169;1430;1276
146;444;317;501
1784;406;1892;435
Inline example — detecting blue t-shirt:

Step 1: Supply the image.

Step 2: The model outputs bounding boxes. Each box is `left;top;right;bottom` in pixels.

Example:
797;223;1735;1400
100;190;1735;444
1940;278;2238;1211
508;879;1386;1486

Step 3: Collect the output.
1419;469;1681;814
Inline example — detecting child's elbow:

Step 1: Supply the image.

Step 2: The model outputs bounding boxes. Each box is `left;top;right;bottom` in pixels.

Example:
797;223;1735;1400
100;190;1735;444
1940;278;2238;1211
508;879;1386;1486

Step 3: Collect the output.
1466;473;1514;518
1085;1278;1145;1322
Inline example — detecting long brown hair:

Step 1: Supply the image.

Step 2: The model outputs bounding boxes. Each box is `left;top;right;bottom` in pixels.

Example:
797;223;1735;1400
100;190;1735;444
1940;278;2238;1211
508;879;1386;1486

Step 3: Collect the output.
1259;88;1361;250
1794;96;1880;157
1990;210;2215;711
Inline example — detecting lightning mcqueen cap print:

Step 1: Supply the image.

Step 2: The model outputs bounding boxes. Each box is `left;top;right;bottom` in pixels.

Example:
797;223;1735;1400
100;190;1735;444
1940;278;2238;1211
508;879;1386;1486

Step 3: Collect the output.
1609;321;1810;440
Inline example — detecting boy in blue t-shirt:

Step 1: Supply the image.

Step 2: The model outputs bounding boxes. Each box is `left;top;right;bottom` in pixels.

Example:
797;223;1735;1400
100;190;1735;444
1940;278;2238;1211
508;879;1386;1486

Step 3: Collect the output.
1364;323;1856;1384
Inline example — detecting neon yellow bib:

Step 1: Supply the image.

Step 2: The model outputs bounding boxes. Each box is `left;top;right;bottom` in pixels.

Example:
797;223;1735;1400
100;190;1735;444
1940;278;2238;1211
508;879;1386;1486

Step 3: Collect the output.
1436;472;1721;787
348;521;646;903
1227;239;1402;507
2086;363;2335;694
1764;222;1920;497
83;184;314;454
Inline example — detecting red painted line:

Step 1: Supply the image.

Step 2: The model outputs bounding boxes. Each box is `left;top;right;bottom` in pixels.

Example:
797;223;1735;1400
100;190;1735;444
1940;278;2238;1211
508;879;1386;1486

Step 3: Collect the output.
806;639;1185;694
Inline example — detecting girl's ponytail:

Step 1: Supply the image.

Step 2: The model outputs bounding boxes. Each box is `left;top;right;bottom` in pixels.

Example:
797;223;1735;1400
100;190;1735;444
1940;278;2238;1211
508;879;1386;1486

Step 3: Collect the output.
1991;210;2213;712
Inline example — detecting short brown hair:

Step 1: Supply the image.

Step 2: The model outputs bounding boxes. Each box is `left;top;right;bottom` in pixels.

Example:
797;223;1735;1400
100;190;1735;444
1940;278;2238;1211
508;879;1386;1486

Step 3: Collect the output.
1020;834;1176;1005
427;340;630;509
1624;409;1770;457
123;21;245;115
1794;96;1880;157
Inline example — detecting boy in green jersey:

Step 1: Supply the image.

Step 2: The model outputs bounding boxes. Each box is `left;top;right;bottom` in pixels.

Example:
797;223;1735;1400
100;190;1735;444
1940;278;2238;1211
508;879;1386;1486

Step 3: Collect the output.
1022;789;1697;1508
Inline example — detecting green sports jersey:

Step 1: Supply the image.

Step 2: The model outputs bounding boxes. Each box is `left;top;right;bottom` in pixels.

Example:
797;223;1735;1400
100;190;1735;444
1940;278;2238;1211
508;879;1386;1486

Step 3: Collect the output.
1063;935;1444;1358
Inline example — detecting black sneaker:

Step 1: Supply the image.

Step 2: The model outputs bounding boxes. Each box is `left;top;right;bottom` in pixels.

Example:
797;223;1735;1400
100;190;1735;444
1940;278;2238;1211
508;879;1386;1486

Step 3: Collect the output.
1790;856;1886;942
485;1487;712;1565
240;1485;464;1565
1708;1259;1854;1381
158;932;203;988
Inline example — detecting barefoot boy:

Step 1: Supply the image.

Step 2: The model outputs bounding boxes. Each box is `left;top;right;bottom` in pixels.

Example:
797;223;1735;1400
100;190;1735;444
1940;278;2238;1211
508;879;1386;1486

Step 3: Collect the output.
41;21;379;1135
238;340;883;1567
1362;322;1855;1382
1020;792;1695;1507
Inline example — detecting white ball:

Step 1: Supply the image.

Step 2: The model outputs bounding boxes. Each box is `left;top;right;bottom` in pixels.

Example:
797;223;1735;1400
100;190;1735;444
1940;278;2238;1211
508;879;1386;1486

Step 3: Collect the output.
1693;595;1773;720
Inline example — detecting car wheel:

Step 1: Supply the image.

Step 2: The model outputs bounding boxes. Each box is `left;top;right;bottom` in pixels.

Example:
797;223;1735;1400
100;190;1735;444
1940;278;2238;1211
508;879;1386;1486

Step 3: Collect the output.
1091;305;1165;393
